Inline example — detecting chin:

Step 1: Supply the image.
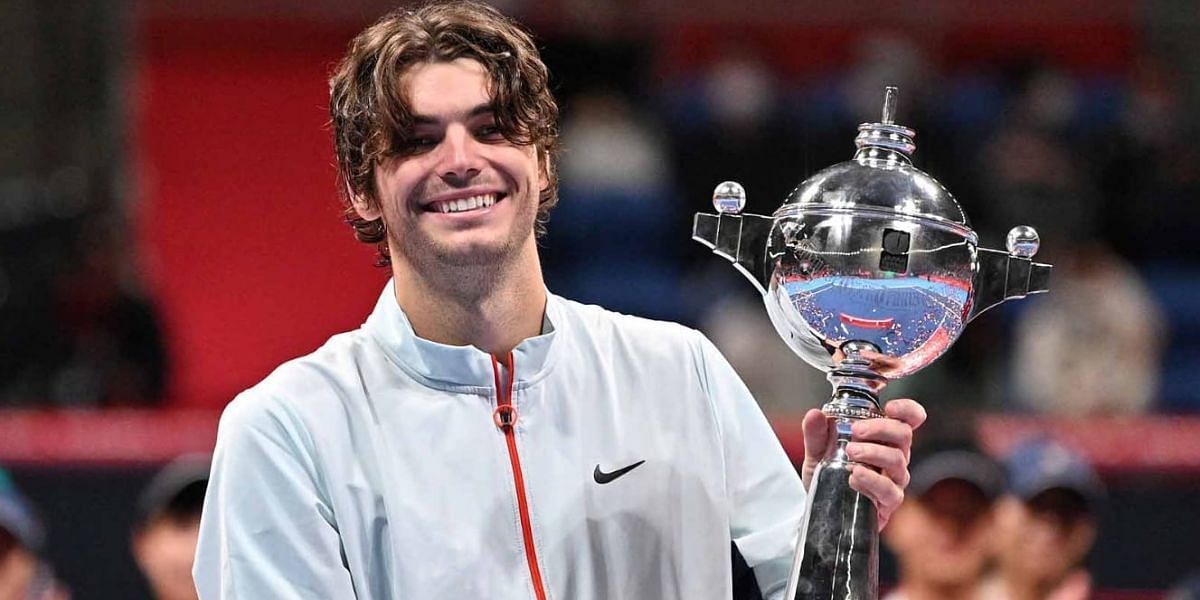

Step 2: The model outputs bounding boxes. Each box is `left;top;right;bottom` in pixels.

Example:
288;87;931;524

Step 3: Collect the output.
431;237;520;266
393;218;534;269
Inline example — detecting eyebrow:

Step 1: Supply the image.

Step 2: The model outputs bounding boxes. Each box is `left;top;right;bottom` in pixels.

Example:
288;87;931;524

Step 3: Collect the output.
411;104;494;125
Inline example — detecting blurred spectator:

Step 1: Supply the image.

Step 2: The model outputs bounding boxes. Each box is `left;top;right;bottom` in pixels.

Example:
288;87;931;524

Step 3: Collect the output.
1100;50;1198;263
882;446;1004;600
1011;246;1165;414
559;91;671;194
37;217;166;408
982;439;1103;600
132;455;209;600
965;78;1172;414
669;47;807;241
544;89;690;323
972;125;1098;259
1168;572;1200;600
0;0;129;408
0;468;68;599
1009;63;1081;135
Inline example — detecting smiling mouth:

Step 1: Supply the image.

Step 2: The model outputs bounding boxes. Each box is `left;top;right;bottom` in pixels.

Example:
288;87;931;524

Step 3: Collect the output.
425;192;504;214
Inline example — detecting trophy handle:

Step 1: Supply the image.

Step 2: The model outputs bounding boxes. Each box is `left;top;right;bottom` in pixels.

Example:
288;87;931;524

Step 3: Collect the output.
968;248;1052;322
692;212;774;294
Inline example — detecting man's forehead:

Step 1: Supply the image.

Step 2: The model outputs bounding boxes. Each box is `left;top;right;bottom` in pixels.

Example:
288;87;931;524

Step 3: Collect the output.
410;103;494;125
402;58;495;119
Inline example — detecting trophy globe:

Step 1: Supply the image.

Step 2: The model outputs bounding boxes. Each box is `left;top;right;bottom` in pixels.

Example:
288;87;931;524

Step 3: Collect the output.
693;87;1051;599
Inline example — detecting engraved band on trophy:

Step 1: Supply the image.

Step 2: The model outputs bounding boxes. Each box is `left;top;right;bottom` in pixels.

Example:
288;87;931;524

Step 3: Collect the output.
693;87;1052;600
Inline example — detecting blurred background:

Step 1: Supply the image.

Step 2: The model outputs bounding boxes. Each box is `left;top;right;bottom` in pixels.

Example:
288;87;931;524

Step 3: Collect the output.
1;0;1199;597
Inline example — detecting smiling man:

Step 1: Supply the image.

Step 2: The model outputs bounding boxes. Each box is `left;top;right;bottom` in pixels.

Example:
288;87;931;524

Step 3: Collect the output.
192;2;925;599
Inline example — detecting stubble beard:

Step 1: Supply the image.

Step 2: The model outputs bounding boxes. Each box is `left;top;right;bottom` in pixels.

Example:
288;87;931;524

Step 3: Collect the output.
388;195;538;303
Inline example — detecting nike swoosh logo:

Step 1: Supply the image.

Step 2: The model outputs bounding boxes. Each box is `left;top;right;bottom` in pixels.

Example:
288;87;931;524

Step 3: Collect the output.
593;460;645;484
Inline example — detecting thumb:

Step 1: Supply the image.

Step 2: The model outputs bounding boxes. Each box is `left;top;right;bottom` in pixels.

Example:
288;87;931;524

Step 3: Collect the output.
801;408;830;487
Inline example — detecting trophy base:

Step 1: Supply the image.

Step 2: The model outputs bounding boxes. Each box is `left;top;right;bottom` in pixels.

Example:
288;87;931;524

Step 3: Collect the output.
789;460;879;600
785;340;886;600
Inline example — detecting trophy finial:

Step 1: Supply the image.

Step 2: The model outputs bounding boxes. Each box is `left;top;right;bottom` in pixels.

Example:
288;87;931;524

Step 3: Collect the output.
712;181;746;214
1006;225;1041;258
882;85;898;125
854;86;915;160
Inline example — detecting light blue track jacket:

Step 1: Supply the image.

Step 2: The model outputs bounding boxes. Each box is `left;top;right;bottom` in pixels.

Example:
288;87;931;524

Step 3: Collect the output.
194;280;805;599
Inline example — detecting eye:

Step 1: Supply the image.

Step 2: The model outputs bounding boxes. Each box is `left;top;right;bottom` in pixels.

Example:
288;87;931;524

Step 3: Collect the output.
396;136;438;155
475;123;505;142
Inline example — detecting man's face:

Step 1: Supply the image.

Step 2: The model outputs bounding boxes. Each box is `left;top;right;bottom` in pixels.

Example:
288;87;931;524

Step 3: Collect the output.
133;516;201;600
358;58;546;271
993;490;1096;583
884;479;995;586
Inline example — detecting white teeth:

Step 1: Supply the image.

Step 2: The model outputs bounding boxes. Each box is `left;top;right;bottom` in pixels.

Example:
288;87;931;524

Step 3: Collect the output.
435;193;498;213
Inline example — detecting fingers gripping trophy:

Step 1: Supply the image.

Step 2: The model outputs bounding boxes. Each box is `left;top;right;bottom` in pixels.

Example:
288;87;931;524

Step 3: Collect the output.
693;87;1052;599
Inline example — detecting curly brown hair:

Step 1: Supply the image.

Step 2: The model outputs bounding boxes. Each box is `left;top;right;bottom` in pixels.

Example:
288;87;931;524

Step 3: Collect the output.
329;0;560;266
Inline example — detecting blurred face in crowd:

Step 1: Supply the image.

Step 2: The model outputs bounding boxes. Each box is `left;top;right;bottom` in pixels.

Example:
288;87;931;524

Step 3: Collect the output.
884;479;996;587
133;515;201;600
0;529;38;599
355;58;546;274
993;489;1096;585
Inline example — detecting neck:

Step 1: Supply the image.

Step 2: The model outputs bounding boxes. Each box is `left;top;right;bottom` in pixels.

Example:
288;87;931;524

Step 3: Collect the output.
390;239;547;355
897;579;978;600
999;572;1059;600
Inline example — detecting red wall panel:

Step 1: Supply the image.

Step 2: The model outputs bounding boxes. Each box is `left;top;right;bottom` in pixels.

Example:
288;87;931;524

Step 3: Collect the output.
133;19;386;407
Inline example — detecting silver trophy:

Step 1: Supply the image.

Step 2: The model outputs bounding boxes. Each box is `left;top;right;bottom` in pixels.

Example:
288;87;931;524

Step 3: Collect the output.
693;87;1051;599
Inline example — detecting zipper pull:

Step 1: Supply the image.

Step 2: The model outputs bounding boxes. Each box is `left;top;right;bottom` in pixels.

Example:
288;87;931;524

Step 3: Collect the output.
491;351;518;430
493;404;518;430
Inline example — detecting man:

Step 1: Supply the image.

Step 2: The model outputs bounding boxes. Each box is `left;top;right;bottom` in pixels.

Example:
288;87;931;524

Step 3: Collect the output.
882;447;1004;600
193;2;925;598
981;439;1102;600
0;468;68;600
132;455;209;600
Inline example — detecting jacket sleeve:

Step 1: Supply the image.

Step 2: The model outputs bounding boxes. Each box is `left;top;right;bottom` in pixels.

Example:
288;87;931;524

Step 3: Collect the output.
694;332;806;600
193;391;357;599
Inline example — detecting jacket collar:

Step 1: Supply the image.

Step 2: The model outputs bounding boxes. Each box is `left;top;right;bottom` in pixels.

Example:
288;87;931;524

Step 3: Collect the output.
363;279;563;393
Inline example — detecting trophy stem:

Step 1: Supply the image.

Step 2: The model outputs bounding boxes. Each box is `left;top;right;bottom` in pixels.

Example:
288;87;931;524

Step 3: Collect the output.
785;341;885;600
825;340;887;419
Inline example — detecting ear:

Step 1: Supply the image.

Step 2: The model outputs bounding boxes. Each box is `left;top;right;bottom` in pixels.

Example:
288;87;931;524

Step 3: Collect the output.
1065;517;1098;563
537;147;552;194
349;184;382;222
130;528;149;568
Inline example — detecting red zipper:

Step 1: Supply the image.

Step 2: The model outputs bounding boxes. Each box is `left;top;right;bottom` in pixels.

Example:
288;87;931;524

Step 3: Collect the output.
491;352;548;600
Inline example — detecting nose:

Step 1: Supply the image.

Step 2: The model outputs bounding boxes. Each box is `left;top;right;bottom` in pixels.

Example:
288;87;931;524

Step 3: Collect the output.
437;124;483;184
